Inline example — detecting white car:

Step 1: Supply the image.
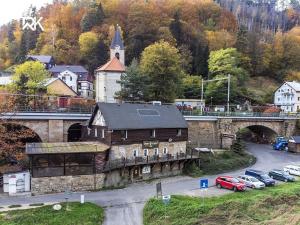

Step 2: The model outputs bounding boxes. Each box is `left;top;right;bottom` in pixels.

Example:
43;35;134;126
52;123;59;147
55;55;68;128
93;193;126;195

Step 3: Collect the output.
283;165;300;176
237;175;265;189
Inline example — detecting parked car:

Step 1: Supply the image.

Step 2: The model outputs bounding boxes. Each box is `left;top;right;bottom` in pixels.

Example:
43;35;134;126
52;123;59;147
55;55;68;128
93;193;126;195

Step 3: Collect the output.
245;169;275;186
284;165;300;176
269;169;295;182
237;175;265;189
215;176;246;192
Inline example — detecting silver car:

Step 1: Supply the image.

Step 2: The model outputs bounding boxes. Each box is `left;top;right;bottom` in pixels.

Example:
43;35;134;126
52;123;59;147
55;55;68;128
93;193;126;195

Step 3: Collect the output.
237;175;265;189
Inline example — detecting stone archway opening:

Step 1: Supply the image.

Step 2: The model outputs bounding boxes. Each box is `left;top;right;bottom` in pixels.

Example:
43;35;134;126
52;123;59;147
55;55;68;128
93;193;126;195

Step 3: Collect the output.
67;123;82;142
236;125;278;144
0;123;41;187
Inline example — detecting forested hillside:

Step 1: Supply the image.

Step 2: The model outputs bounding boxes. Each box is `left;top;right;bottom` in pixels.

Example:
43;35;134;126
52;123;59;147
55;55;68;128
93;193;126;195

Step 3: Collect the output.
0;0;300;104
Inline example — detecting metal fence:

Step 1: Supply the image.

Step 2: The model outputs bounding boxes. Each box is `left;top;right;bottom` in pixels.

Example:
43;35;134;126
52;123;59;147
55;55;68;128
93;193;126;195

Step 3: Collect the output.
181;110;300;118
102;149;201;172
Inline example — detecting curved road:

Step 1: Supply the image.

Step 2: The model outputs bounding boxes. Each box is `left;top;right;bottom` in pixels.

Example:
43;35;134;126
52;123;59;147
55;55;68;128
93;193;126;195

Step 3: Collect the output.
2;143;300;225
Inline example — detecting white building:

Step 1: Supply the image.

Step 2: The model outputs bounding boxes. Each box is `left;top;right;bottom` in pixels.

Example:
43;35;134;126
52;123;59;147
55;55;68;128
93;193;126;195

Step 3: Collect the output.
49;65;94;99
95;25;126;103
274;81;300;112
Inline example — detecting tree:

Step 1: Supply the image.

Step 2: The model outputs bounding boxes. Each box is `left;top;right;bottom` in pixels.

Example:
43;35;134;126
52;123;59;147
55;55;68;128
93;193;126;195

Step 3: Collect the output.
206;48;249;104
182;75;202;99
79;31;108;73
169;10;182;45
116;59;149;101
80;2;105;32
0;95;37;173
140;41;184;102
9;61;50;95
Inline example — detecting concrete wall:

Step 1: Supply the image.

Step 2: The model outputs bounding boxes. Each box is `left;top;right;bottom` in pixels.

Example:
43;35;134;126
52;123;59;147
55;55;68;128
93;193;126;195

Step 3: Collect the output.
31;174;105;194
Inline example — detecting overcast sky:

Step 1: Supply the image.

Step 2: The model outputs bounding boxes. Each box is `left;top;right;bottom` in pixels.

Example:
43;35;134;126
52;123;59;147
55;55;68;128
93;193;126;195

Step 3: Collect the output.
0;0;53;25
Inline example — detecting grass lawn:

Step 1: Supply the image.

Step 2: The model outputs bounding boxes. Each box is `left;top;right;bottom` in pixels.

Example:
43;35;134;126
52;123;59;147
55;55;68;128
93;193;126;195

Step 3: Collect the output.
144;181;300;225
0;202;104;225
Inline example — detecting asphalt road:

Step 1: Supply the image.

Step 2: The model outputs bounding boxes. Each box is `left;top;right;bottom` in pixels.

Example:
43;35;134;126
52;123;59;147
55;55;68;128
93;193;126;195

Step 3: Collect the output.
2;143;300;225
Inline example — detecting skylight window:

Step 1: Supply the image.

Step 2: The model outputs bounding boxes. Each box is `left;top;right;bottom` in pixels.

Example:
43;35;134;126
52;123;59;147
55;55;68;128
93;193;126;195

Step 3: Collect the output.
137;109;160;116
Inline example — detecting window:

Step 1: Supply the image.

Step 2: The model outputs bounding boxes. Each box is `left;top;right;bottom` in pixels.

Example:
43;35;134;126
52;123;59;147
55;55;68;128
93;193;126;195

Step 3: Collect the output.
163;147;168;154
87;128;91;135
133;149;138;157
70;76;72;81
101;129;105;138
177;129;182;136
298;97;300;101
151;129;156;138
121;130;127;139
154;148;159;155
95;128;98;137
62;76;66;81
278;98;280;101
144;149;148;157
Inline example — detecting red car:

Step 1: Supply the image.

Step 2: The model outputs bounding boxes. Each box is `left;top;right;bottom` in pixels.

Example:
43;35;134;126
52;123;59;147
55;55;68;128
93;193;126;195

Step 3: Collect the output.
215;176;246;192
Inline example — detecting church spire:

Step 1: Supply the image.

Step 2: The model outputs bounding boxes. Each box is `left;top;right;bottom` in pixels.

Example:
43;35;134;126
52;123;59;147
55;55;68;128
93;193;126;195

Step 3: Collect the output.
110;24;124;50
110;24;125;65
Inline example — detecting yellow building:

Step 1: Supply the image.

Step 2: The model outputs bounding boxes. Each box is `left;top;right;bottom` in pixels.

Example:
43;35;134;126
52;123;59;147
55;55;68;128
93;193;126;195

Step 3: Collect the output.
44;78;78;97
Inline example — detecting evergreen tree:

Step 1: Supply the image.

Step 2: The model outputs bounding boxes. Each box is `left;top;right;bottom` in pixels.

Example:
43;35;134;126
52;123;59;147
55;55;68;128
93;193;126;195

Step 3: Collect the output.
169;10;182;45
116;59;149;101
80;2;105;32
235;25;249;54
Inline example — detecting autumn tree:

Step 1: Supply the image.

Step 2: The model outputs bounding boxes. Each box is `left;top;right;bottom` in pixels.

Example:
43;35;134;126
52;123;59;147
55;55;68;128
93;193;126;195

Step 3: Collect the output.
182;75;202;99
80;2;105;32
79;31;108;72
9;61;50;95
140;41;183;102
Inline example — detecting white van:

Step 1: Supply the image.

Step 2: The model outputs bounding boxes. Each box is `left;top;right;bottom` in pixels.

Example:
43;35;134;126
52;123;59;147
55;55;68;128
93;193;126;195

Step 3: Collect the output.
283;165;300;176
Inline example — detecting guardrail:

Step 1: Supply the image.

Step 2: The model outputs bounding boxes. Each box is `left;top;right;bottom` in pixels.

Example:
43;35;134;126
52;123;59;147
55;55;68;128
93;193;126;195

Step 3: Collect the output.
181;111;300;118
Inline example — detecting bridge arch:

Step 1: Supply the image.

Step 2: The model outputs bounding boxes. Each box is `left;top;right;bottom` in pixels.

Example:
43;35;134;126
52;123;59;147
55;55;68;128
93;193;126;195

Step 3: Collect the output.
67;123;82;142
233;122;280;144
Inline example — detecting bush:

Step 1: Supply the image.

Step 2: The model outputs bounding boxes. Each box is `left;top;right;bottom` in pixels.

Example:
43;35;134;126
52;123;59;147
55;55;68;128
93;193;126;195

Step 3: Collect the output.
183;161;203;177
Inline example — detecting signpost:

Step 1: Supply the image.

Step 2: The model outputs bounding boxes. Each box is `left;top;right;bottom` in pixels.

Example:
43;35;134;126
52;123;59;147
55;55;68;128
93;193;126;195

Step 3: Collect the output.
200;178;208;207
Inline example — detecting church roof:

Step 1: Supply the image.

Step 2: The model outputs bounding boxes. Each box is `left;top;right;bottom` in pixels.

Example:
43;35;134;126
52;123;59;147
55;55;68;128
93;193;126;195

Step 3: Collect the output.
96;57;125;72
110;25;124;50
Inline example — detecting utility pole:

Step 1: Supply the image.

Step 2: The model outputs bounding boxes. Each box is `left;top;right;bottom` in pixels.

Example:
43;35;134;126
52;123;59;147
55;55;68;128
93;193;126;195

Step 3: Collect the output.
227;74;231;114
201;79;204;113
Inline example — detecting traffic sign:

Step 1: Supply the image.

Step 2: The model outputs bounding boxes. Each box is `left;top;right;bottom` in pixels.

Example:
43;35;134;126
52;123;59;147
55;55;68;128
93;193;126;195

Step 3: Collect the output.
200;178;208;189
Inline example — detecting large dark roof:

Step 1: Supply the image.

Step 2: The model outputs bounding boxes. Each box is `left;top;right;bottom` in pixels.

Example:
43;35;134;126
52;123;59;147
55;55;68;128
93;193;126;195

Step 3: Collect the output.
49;65;88;73
110;25;124;50
27;55;53;63
89;103;188;130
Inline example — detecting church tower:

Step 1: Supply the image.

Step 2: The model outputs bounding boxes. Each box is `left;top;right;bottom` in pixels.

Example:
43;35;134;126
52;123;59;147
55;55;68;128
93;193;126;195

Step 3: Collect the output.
110;25;125;65
95;25;126;103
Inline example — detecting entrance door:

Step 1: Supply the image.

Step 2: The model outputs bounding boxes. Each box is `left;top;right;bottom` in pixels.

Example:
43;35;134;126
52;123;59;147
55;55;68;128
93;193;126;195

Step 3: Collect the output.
59;97;68;108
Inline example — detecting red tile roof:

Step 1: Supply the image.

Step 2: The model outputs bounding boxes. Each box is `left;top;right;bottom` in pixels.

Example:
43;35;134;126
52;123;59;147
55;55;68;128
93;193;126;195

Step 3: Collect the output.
96;57;125;72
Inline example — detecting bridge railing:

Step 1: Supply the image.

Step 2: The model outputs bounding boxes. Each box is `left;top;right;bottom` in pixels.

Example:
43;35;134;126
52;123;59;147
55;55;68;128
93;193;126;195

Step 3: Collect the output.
0;93;95;114
181;110;300;118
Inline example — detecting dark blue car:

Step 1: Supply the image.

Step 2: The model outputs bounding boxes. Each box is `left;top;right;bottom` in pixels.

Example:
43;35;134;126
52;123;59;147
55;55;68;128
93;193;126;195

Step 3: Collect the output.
245;169;275;186
269;169;295;182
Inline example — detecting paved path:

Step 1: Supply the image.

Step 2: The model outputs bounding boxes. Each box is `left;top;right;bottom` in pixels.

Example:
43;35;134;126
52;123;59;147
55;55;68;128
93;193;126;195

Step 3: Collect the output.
1;143;300;225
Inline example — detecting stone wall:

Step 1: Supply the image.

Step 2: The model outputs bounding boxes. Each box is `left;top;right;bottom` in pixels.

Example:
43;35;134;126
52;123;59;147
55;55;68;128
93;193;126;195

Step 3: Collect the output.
31;173;105;194
187;120;219;148
109;141;187;160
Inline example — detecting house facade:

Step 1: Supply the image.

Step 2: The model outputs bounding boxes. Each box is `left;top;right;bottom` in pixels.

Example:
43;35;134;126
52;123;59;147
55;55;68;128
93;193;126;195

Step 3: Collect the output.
49;65;93;99
274;81;300;112
95;25;125;103
81;102;195;182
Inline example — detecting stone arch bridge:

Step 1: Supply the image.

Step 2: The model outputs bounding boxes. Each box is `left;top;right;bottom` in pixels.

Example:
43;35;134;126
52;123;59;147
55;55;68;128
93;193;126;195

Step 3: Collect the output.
1;113;299;148
186;116;298;149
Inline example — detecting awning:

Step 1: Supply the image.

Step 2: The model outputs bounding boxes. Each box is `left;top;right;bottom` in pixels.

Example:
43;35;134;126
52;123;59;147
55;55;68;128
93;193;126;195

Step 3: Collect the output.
26;142;110;154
